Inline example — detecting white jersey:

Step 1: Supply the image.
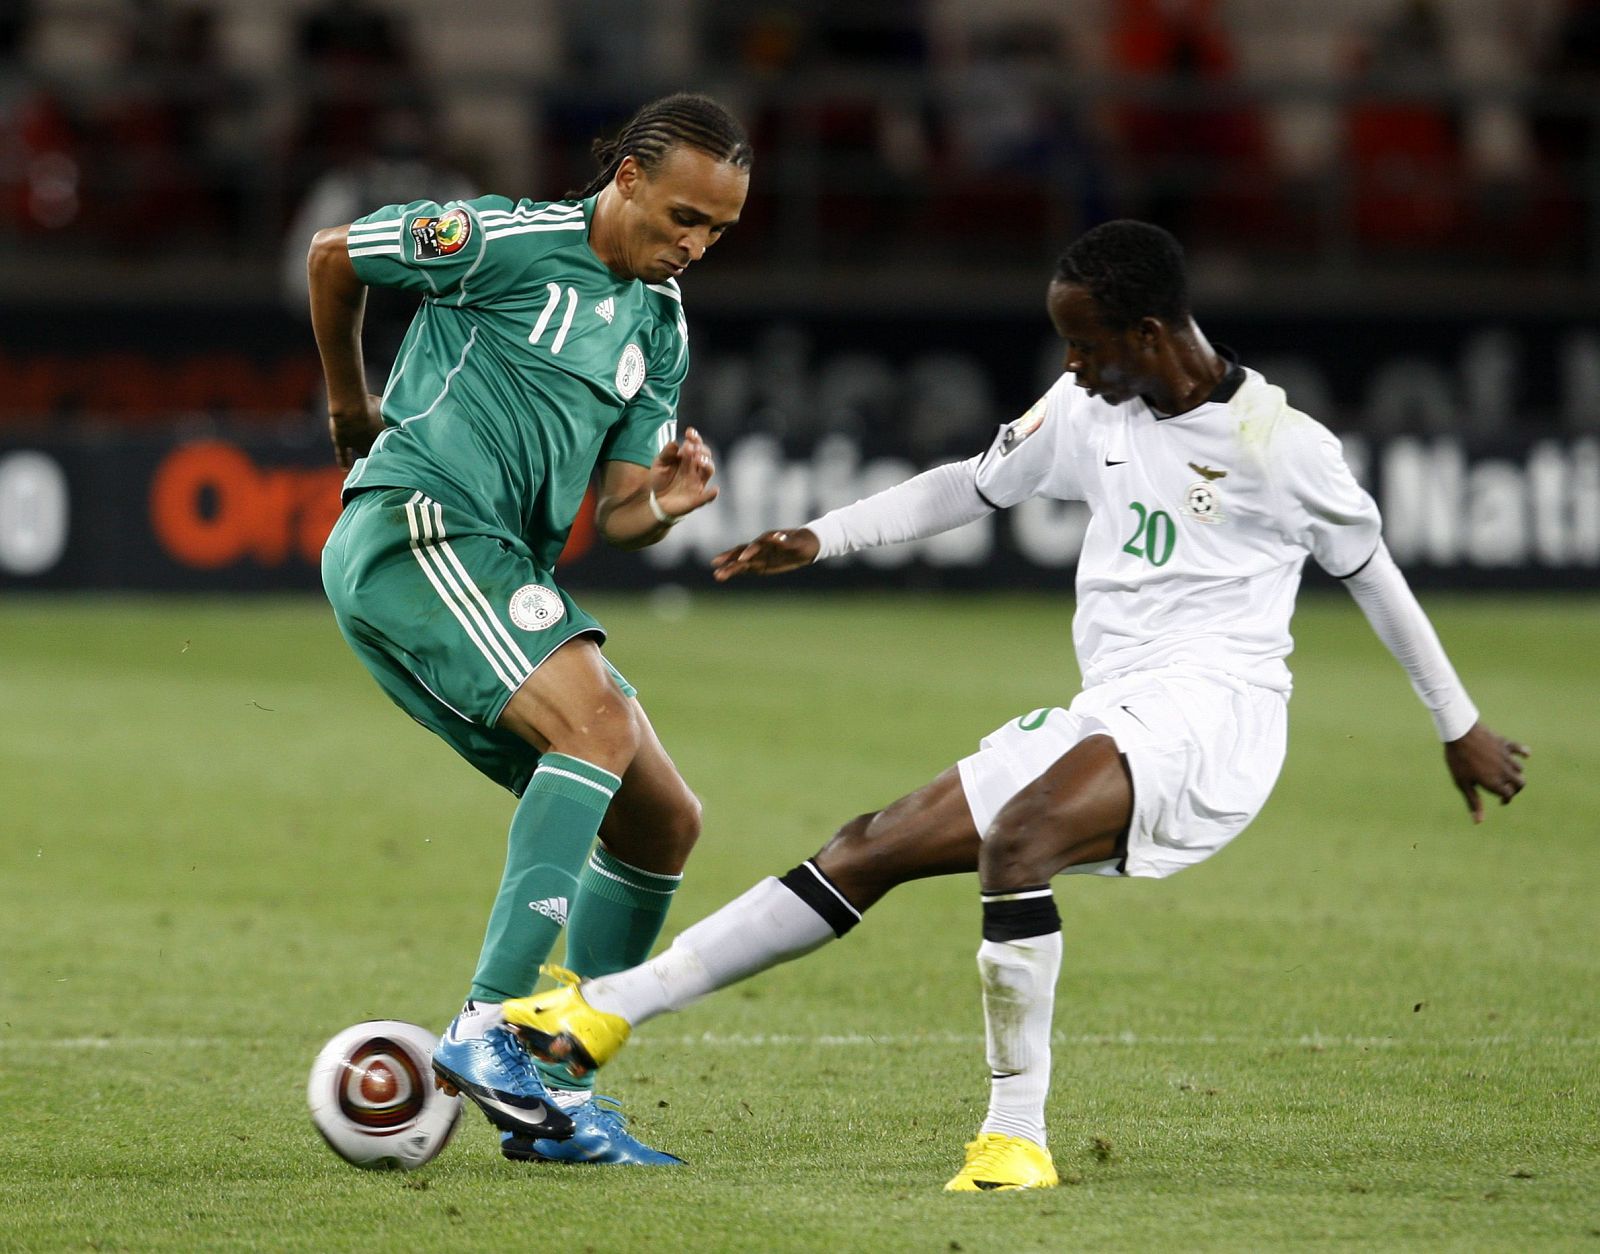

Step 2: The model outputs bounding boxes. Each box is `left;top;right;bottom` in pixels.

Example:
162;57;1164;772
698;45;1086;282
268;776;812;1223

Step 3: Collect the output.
973;362;1380;693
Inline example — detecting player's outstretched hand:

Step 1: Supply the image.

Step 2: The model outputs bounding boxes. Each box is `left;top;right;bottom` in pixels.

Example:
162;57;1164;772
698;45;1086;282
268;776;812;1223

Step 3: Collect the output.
711;528;820;581
1444;723;1530;823
330;394;385;469
650;426;719;519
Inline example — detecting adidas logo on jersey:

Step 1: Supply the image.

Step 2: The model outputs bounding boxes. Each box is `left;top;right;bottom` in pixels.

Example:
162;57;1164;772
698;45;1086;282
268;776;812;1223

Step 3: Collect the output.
528;896;569;924
594;297;615;325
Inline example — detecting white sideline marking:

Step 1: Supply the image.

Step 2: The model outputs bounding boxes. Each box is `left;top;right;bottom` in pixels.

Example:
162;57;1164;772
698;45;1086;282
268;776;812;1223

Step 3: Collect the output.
646;1031;1599;1050
5;1032;1597;1051
3;1037;232;1049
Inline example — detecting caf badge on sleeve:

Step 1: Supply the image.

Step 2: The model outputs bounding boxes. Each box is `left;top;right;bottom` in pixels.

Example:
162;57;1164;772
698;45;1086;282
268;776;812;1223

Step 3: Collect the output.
410;208;472;261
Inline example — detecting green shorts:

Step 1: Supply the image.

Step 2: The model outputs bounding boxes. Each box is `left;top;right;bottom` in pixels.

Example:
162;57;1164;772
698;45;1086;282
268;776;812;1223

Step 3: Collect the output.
321;486;635;795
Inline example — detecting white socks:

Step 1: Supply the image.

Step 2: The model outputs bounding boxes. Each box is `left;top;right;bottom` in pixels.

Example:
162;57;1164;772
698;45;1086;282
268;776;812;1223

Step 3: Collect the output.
452;999;504;1039
975;933;1062;1148
582;875;840;1025
562;861;1063;1153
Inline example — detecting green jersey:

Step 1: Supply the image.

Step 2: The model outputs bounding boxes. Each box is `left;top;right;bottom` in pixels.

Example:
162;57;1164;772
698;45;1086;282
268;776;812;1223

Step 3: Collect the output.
341;194;688;568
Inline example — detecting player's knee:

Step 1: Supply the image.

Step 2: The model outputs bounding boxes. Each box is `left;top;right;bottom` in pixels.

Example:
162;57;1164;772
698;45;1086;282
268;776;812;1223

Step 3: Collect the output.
662;787;704;859
979;808;1055;887
593;693;644;768
547;686;641;774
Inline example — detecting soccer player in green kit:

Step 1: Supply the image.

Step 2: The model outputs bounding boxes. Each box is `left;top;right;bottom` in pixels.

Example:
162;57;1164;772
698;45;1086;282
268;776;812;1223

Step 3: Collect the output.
310;94;751;1165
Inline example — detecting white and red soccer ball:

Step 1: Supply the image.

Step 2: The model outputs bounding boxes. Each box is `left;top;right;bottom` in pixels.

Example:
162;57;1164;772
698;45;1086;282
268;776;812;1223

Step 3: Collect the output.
307;1020;461;1170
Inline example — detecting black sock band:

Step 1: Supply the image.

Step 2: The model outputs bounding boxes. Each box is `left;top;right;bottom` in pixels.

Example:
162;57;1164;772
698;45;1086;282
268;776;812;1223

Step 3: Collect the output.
777;860;862;938
981;887;1060;941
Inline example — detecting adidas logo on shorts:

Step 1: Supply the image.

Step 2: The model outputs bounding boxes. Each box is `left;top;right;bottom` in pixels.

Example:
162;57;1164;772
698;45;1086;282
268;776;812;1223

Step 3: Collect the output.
528;896;569;925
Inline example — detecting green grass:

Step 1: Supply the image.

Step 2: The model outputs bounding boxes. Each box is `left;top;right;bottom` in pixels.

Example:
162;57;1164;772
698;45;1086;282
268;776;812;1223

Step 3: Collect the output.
1;591;1596;1252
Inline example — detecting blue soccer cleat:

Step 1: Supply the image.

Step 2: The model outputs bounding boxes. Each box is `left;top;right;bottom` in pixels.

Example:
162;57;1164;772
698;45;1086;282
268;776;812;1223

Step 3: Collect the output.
499;1095;682;1166
431;1019;574;1141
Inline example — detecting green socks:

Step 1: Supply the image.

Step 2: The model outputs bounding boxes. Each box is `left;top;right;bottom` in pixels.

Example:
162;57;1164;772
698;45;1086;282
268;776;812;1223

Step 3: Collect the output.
469;753;620;1003
565;844;684;979
537;844;683;1094
466;752;685;1098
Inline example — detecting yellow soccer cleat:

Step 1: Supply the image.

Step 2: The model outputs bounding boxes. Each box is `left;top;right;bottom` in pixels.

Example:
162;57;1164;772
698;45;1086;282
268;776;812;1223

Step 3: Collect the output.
501;965;632;1078
943;1132;1060;1192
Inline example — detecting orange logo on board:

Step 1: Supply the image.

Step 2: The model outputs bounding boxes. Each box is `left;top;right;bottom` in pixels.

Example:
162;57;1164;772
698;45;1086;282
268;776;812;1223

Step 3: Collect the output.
149;442;343;568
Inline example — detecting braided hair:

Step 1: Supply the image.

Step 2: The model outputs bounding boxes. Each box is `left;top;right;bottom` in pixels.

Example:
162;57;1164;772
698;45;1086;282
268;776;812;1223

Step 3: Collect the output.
577;93;753;197
1056;220;1191;332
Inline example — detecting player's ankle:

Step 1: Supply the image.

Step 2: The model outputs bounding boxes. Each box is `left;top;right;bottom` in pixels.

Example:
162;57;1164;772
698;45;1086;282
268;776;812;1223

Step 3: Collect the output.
453;998;505;1037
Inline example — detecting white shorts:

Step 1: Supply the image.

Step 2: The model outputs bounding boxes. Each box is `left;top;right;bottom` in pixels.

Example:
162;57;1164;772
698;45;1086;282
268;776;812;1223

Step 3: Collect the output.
956;667;1288;879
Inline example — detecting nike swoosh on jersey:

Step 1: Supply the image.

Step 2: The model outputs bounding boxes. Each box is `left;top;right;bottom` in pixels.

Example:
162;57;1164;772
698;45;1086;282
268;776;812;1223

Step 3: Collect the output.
1104;457;1128;466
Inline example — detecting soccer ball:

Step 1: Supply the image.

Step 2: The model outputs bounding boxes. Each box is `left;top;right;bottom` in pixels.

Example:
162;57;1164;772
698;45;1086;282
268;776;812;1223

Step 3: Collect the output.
307;1020;461;1170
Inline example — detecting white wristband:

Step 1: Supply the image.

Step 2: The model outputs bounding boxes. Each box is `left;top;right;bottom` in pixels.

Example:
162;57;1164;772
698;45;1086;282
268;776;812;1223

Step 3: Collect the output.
647;489;680;526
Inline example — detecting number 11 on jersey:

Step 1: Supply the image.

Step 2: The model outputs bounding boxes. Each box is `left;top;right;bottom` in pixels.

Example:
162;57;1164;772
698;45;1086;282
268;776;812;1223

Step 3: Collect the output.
529;283;578;355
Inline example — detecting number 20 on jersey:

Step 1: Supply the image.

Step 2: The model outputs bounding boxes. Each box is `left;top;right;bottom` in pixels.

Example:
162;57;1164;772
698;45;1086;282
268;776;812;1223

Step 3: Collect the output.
1122;501;1176;567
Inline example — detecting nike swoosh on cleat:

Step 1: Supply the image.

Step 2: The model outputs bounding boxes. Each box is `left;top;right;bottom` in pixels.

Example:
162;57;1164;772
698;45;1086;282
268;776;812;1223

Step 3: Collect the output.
431;1064;556;1118
488;1091;551;1113
463;1087;570;1135
478;1094;548;1119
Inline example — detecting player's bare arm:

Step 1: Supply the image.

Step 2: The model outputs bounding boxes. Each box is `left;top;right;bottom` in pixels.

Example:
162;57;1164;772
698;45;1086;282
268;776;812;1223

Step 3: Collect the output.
596;427;719;550
710;528;821;580
307;224;384;468
1444;723;1530;823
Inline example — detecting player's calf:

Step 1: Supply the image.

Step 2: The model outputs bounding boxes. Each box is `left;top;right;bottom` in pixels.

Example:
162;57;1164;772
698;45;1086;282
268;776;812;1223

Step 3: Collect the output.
815;767;985;908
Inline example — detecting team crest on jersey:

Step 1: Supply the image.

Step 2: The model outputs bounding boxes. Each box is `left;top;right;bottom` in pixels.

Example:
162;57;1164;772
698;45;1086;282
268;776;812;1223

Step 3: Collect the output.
508;584;565;631
615;343;646;399
998;398;1046;456
410;208;472;260
1183;480;1226;524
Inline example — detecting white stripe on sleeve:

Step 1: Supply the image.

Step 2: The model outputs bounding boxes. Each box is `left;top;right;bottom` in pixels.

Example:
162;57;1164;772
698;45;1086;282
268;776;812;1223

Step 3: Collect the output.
483;222;588;240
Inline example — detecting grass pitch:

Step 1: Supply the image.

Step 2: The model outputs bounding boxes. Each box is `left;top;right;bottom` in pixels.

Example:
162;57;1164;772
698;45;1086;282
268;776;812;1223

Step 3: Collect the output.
1;590;1595;1252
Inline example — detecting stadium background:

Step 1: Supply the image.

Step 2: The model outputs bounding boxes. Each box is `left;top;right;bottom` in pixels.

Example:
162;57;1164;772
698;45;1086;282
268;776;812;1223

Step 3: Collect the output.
1;0;1597;592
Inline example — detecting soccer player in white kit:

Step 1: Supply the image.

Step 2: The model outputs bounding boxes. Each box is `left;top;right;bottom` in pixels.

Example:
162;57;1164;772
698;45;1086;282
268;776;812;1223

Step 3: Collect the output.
500;221;1530;1190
